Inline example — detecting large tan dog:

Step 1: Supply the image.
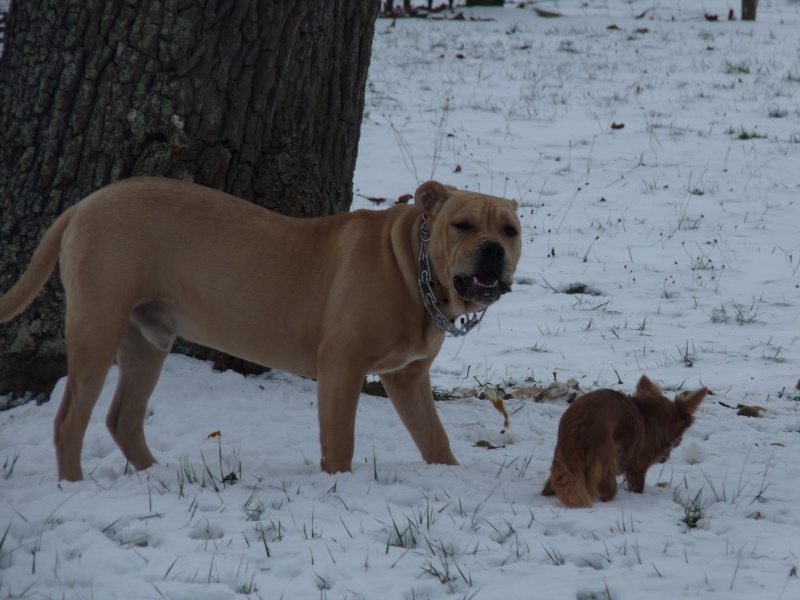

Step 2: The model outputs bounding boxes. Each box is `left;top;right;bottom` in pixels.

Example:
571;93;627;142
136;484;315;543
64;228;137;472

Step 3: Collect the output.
0;177;521;481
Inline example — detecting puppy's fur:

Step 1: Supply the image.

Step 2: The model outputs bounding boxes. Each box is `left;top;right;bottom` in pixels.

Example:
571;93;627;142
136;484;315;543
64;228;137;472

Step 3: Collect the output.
0;177;522;481
542;376;707;507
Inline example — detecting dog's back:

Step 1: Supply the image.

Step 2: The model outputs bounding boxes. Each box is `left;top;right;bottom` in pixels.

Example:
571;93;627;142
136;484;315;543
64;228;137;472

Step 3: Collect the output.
542;376;706;508
543;389;641;507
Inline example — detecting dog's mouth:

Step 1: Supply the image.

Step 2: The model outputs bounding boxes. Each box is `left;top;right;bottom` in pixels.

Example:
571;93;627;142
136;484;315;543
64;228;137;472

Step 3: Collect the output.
453;271;512;306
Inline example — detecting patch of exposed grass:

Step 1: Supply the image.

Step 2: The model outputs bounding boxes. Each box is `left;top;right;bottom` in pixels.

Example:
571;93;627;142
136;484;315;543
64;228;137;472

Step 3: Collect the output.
723;60;750;75
561;282;602;296
675;489;705;529
729;126;766;140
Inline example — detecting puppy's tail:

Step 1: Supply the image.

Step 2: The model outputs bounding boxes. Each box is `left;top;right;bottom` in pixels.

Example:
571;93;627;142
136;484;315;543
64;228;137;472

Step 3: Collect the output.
548;458;593;508
0;207;75;324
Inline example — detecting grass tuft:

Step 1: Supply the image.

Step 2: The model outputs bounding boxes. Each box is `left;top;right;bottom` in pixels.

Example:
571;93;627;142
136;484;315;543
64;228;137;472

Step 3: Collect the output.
675;489;705;529
723;60;750;74
3;450;20;480
561;282;602;296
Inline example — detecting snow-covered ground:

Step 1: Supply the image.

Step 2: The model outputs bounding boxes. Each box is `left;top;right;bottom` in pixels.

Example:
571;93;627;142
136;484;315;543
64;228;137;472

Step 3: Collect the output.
2;1;800;598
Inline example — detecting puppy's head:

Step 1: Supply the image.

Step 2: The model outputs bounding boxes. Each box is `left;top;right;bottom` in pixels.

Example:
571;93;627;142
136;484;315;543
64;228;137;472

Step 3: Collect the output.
415;181;522;314
635;376;708;463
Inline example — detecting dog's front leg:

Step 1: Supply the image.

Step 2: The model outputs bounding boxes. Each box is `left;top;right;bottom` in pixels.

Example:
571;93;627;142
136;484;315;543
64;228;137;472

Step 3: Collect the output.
316;352;367;474
624;469;647;494
379;359;458;467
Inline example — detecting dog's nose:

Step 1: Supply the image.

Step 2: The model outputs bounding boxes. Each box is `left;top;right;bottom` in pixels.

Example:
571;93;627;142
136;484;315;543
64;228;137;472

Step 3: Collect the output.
480;240;505;260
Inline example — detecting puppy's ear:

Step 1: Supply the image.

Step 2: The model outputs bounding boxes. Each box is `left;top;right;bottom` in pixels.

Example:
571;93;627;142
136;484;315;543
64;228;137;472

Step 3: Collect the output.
635;375;661;397
675;387;707;415
415;181;455;219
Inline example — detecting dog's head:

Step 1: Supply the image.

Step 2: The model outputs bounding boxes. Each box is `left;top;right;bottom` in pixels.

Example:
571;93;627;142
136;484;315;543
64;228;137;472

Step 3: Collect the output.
634;376;708;464
415;181;522;315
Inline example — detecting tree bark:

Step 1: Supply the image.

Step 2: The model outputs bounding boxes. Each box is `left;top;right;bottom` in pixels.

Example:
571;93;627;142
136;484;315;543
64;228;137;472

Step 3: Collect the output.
742;0;757;20
0;0;379;399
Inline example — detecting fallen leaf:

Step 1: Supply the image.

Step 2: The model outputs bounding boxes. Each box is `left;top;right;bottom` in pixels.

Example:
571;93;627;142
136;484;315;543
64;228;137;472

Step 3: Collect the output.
454;164;462;173
207;430;221;438
474;439;505;450
511;385;544;399
482;388;511;428
736;405;764;418
611;122;625;130
534;7;562;18
535;379;582;402
396;193;413;204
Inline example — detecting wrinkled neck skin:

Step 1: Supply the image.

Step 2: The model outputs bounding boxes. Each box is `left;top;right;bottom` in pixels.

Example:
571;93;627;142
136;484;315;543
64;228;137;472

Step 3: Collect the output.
417;216;484;322
383;210;450;344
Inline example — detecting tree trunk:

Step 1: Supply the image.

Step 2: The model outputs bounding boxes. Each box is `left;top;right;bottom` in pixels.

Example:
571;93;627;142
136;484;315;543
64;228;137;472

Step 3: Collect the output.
0;0;379;400
742;0;757;20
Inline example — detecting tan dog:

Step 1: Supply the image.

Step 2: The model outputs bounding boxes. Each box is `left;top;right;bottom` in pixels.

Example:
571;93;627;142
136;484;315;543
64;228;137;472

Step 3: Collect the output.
542;376;707;507
0;177;521;481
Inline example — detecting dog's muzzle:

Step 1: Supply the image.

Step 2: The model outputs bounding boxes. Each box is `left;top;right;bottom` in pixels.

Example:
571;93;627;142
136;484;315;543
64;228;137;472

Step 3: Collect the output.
453;240;512;306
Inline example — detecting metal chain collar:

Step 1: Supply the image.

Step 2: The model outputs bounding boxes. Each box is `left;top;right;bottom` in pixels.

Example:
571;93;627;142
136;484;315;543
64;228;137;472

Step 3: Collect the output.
417;214;486;337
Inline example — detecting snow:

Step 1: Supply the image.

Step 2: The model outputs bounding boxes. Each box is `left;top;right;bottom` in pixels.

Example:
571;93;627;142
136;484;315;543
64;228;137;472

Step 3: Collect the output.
2;1;800;598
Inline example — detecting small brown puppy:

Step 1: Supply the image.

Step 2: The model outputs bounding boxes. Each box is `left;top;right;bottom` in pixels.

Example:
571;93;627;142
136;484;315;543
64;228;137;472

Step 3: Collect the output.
542;376;707;508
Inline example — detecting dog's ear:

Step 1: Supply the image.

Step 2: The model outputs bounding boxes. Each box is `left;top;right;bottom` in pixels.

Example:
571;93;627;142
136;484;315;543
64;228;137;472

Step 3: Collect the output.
635;375;661;397
675;387;707;415
415;181;456;219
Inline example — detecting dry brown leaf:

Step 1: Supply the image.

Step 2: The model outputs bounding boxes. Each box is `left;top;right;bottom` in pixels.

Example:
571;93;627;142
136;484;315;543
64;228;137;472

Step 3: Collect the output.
483;388;510;428
736;405;765;418
511;385;544;399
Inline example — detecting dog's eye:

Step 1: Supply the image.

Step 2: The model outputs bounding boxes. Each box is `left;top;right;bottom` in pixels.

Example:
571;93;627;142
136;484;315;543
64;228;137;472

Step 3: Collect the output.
452;221;474;232
503;225;519;237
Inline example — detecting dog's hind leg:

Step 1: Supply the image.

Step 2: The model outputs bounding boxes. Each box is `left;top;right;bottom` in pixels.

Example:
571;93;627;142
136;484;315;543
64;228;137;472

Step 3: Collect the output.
106;321;172;473
548;457;593;507
596;465;619;502
379;358;458;467
55;318;126;481
624;466;647;494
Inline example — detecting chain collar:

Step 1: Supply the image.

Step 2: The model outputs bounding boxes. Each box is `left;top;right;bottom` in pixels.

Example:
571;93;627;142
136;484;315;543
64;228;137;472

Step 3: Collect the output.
418;214;486;337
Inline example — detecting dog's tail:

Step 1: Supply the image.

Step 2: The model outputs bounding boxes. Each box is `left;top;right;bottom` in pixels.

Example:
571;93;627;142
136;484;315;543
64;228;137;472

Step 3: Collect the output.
0;207;75;324
548;457;593;508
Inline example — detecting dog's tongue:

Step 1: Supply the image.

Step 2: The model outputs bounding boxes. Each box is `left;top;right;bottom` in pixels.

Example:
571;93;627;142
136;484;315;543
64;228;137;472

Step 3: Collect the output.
474;272;499;287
